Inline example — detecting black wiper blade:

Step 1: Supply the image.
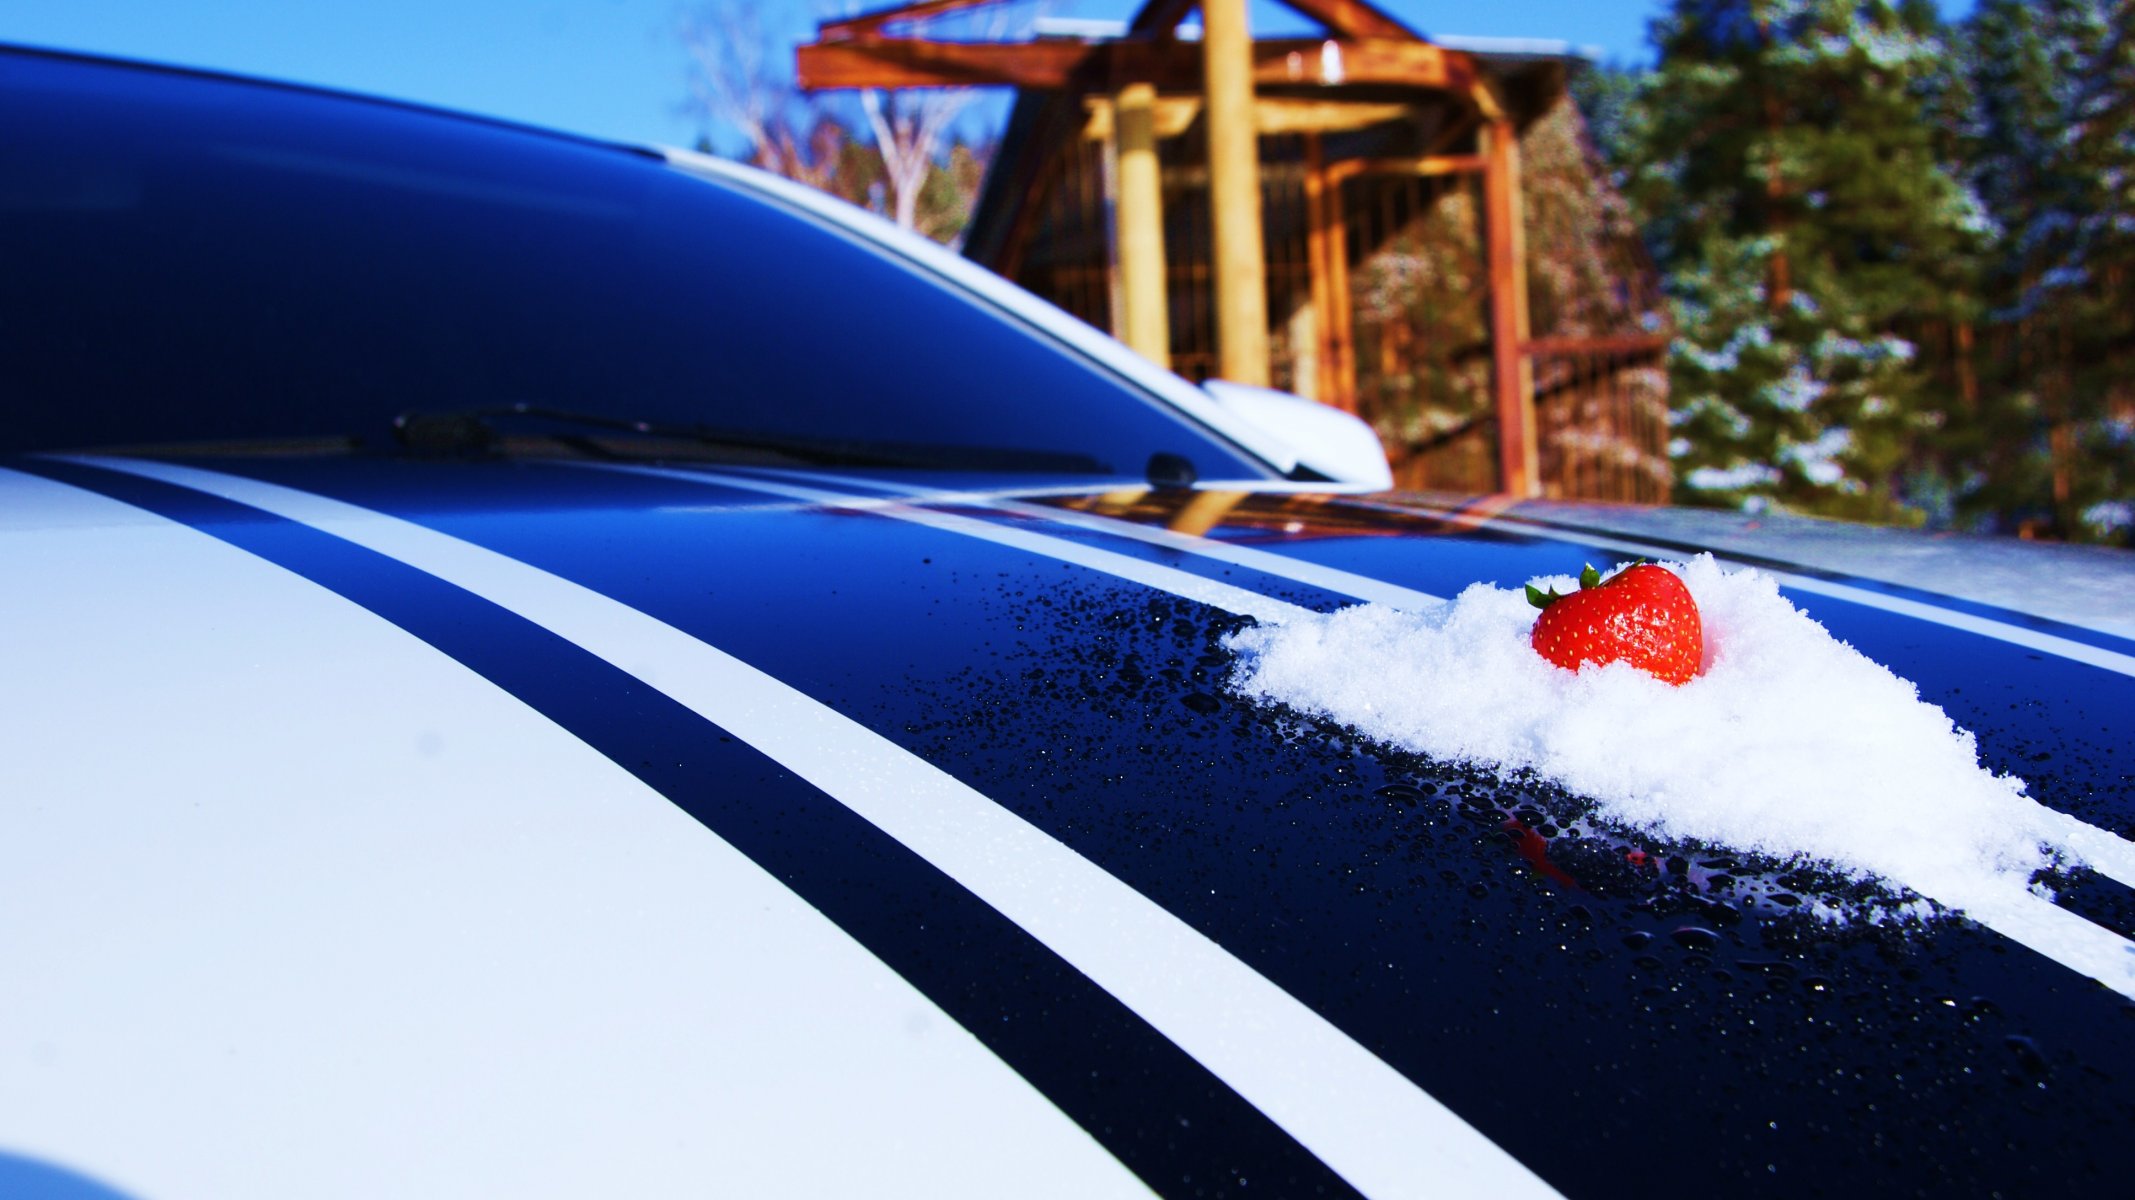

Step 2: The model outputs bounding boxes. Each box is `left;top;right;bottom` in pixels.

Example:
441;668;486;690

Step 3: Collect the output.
392;404;1108;474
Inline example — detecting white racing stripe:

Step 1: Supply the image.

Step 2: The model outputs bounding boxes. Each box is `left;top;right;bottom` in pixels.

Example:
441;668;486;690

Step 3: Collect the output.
2047;811;2135;896
0;468;1155;1200
596;465;2135;997
1753;572;2135;677
59;454;1563;1200
586;463;1314;625
1400;502;2135;679
726;467;1450;611
1944;886;2135;1002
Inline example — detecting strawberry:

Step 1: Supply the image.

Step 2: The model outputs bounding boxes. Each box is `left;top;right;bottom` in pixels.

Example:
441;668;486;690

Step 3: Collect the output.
1527;562;1704;685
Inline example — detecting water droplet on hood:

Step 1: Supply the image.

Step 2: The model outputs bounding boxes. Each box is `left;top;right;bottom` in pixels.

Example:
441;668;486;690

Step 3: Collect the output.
1670;926;1721;953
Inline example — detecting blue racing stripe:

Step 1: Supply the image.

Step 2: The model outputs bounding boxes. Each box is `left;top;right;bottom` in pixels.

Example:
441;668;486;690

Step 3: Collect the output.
18;456;1360;1200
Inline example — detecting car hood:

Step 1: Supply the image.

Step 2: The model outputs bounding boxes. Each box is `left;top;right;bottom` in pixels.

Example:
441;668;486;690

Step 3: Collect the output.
5;451;2135;1200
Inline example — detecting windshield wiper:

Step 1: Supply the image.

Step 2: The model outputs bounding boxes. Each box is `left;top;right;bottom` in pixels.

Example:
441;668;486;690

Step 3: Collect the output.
392;404;1109;474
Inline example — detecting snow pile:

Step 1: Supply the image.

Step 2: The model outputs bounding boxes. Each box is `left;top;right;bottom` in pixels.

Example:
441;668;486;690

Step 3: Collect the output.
1225;555;2096;914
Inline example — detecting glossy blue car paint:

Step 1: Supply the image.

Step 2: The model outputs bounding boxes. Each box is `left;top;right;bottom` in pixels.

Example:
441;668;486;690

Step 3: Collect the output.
6;42;2135;1200
18;450;2135;1198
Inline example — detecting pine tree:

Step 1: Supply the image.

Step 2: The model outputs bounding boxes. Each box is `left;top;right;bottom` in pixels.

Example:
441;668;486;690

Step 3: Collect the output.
1629;0;1988;521
1958;0;2134;543
1567;62;1649;180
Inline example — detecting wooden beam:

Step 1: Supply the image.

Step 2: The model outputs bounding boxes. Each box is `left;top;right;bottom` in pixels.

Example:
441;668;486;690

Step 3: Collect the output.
1128;0;1198;37
1303;134;1347;411
819;0;1008;41
797;36;1478;93
1081;95;1202;141
1113;81;1171;369
1421;109;1480;157
1094;96;1126;339
1322;159;1356;411
1482;117;1537;498
1279;0;1420;40
1250;99;1415;134
1282;38;1473;90
1304;132;1330;402
1324;154;1485;186
1082;97;1418;140
1468;73;1507;123
1522;334;1669;357
1203;0;1270;386
798;39;1095;90
1126;0;1418;41
1305;134;1360;412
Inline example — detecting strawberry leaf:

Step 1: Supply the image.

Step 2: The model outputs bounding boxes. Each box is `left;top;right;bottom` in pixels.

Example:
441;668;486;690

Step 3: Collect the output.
1525;583;1560;610
1578;563;1601;589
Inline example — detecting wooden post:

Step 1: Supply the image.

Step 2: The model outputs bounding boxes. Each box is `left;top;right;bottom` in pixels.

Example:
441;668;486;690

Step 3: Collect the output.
1114;81;1170;370
1482;115;1537;498
1325;172;1356;413
1303;134;1334;407
1303;134;1356;412
1200;0;1270;386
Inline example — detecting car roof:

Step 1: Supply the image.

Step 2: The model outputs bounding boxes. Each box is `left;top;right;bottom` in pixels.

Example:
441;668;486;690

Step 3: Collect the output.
0;40;1311;481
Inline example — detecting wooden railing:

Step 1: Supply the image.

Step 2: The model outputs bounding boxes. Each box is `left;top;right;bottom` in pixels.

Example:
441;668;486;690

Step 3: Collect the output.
1524;334;1672;504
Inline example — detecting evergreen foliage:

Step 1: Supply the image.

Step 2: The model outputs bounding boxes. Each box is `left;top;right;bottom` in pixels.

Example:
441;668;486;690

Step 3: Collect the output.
1953;0;2134;541
1630;0;1985;523
1598;0;2132;542
1567;62;1649;183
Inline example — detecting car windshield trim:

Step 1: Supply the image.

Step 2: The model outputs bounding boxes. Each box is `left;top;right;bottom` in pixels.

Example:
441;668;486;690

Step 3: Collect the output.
389;405;1112;474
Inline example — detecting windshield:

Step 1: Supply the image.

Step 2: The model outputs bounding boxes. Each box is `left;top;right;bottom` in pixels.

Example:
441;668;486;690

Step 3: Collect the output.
0;50;1267;479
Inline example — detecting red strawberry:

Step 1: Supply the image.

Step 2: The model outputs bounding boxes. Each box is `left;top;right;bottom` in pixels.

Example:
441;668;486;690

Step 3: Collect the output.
1527;562;1705;685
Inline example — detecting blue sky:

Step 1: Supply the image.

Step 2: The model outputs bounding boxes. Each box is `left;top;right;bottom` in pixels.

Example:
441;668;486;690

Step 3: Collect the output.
5;1;1975;150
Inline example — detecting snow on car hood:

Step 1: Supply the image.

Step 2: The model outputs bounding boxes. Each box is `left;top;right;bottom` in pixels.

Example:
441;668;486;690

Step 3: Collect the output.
1224;554;2131;931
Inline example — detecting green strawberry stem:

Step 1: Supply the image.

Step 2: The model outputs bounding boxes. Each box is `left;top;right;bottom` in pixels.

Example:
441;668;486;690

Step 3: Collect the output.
1530;559;1662;610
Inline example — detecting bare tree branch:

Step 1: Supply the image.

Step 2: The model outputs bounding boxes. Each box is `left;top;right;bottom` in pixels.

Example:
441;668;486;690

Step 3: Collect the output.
680;0;1021;237
846;0;1025;231
861;87;975;230
679;0;844;187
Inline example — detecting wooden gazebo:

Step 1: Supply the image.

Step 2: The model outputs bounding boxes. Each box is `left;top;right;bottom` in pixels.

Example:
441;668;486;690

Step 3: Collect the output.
800;0;1669;500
